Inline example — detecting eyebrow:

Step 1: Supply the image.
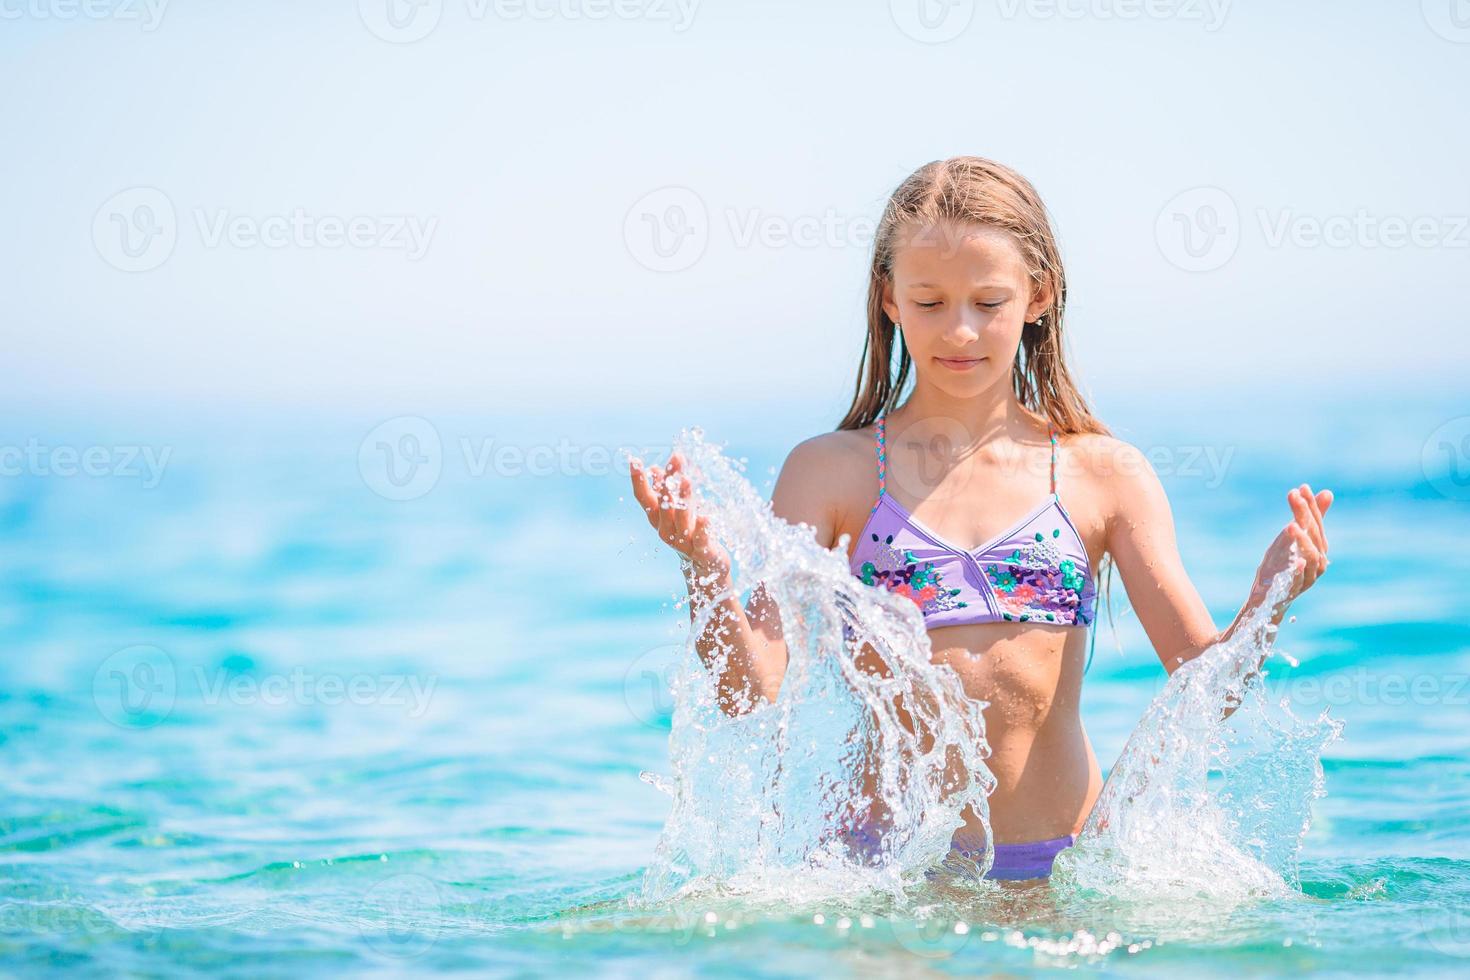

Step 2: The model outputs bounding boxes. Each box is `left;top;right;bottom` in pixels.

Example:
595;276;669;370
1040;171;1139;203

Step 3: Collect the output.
909;282;1012;290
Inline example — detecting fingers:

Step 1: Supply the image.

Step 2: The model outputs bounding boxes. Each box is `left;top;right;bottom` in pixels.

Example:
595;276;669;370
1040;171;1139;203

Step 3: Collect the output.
667;474;695;550
629;457;679;532
1312;487;1332;561
1299;483;1329;561
1288;523;1320;589
1287;487;1327;576
628;457;658;517
629;451;710;558
1289;486;1325;558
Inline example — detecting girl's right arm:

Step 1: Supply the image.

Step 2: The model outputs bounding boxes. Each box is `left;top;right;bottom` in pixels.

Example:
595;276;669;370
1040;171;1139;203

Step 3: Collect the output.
628;438;844;718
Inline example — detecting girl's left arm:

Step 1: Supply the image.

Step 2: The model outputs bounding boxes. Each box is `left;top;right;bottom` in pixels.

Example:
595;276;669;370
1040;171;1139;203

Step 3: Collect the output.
1100;441;1333;675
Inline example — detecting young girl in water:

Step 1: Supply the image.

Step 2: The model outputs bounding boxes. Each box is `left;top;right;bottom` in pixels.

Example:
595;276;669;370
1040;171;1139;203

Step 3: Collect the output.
628;156;1332;883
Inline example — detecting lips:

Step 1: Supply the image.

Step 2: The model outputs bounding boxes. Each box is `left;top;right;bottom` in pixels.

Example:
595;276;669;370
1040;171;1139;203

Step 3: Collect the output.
935;356;985;370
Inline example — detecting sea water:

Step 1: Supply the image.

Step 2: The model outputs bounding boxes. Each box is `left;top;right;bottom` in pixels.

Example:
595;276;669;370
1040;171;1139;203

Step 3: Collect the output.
2;404;1469;976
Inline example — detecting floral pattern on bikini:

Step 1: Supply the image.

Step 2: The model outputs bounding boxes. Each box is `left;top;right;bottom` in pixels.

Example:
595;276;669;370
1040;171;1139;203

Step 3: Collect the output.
984;529;1091;625
857;533;968;616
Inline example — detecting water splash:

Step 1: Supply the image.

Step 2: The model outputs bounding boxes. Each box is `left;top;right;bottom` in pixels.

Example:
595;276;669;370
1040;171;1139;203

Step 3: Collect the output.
634;428;1342;915
636;427;997;906
1055;546;1344;900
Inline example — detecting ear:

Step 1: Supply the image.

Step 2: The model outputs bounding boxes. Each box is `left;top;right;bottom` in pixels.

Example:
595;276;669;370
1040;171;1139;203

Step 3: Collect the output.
881;277;901;325
1026;280;1055;322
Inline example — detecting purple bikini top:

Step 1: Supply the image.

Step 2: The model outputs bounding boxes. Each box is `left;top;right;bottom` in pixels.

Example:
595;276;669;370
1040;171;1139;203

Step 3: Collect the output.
848;412;1097;630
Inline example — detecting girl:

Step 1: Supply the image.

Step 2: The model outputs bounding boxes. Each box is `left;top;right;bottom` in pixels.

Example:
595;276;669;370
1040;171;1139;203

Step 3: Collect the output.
628;156;1332;883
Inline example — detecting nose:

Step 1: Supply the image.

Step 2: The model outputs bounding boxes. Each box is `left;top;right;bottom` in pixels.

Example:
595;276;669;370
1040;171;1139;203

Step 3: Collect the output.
943;312;982;345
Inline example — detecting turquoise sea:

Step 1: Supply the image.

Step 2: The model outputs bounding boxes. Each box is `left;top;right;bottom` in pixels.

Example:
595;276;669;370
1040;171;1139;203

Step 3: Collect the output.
3;393;1469;977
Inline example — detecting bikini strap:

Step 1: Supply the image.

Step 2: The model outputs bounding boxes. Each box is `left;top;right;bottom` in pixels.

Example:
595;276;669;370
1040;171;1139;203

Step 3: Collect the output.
873;413;887;513
1048;422;1059;497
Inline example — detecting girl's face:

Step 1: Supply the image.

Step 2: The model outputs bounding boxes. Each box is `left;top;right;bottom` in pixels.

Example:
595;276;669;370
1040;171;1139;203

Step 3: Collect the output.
881;221;1052;398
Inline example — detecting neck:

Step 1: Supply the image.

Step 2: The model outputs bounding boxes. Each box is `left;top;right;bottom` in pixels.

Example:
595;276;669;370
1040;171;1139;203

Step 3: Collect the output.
889;375;1042;448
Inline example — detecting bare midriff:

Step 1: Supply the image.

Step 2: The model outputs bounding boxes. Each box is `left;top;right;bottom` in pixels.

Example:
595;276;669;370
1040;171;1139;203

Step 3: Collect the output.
852;621;1103;845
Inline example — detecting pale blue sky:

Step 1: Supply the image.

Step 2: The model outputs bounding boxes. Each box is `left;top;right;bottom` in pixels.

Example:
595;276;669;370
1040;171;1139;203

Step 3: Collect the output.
2;0;1467;434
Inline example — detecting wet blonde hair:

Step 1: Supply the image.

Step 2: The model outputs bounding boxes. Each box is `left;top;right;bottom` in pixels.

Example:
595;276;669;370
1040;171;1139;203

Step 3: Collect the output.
839;156;1118;657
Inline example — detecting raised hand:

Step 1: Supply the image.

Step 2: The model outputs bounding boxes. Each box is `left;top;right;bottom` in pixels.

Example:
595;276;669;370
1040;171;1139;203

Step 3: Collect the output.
1252;483;1333;618
628;451;730;575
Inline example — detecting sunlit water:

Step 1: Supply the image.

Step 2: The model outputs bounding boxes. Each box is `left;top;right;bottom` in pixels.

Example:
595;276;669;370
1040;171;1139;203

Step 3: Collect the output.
3;405;1469;976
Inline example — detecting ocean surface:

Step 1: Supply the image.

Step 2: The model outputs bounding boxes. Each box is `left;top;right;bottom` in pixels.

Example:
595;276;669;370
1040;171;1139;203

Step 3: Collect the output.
2;396;1469;977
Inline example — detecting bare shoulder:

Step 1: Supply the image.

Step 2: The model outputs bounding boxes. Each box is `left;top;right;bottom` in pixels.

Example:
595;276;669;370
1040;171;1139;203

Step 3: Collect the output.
771;425;880;549
1057;430;1170;521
